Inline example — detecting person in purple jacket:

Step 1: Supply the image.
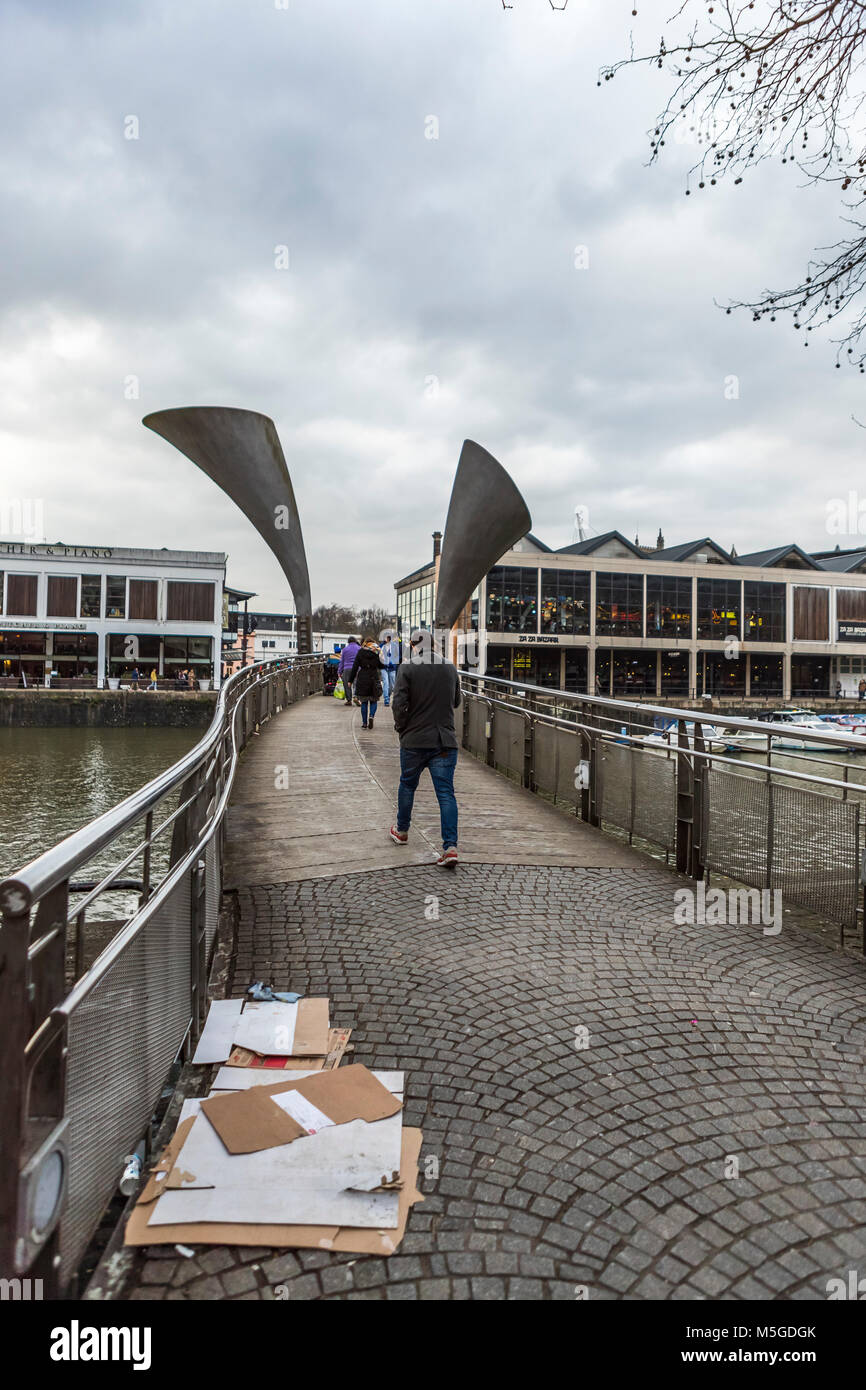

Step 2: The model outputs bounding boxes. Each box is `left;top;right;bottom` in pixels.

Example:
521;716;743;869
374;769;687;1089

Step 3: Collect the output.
338;636;361;706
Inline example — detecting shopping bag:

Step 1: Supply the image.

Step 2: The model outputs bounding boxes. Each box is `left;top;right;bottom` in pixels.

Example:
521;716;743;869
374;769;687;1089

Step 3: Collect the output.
333;677;346;701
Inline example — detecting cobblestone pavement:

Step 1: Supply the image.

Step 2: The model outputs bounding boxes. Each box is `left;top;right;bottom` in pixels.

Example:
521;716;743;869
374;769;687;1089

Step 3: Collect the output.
128;860;866;1302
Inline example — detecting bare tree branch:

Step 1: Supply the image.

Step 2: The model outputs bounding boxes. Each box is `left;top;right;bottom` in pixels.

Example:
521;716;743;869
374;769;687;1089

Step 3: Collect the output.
604;1;866;365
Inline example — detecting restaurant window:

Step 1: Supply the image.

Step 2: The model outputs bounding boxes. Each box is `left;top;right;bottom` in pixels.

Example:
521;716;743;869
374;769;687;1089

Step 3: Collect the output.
702;651;746;695
696;578;741;640
129;579;158;621
166;581;215;622
6;574;38;616
47;575;77;618
749;654;783;696
646;574;692;639
107;634;161;669
540;570;590;635
792;586;829;642
486;567;538;633
52;634;99;679
106;576;127;619
660;651;689;697
744;581;785;643
612;649;657;697
80;574;101;618
484;644;511;681
564;649;588;693
513;647;561;688
595;573;643;637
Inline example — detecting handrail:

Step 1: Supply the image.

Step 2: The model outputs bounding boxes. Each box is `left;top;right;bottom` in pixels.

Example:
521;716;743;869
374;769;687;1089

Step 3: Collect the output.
53;659;261;1018
461;672;866;752
0;655;321;914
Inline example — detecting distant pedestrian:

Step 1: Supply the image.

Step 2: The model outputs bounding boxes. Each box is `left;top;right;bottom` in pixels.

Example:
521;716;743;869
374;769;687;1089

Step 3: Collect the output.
338;636;361;706
130;666;140;690
379;630;401;708
859;679;865;702
836;679;843;699
389;629;461;869
350;637;384;730
148;667;158;691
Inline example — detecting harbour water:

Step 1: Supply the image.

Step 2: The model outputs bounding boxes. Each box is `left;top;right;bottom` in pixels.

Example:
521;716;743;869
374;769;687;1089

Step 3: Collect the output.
0;726;200;916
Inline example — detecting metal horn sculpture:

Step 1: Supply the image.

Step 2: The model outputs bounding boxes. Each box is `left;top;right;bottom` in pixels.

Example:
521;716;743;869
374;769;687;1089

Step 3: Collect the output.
142;406;313;653
434;439;532;632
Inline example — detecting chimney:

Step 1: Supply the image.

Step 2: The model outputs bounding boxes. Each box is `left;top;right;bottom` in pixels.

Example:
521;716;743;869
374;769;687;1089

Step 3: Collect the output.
432;531;442;559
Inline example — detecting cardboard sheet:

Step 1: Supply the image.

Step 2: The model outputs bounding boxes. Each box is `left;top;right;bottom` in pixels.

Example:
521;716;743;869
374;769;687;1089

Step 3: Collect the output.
210;1066;403;1094
231;997;330;1058
147;1074;404;1228
200;1064;402;1155
124;1127;424;1254
191;999;244;1065
226;1026;351;1072
192;997;330;1065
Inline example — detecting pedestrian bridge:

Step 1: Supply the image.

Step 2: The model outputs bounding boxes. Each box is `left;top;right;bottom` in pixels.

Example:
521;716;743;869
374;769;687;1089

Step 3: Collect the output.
5;657;866;1302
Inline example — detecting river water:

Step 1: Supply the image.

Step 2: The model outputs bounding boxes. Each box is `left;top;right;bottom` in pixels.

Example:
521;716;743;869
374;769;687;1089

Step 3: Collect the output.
0;727;200;915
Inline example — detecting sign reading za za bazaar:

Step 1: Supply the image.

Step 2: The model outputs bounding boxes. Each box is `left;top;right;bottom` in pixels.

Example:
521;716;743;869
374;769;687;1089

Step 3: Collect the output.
838;622;866;642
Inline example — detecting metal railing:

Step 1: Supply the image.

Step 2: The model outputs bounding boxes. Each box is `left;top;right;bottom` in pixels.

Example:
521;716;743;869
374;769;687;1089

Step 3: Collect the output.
0;654;323;1292
460;673;866;946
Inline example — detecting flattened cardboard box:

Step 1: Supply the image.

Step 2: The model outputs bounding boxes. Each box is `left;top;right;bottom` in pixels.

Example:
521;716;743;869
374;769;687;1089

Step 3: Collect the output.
125;1124;423;1256
200;1063;402;1155
227;1027;351;1072
192;997;330;1065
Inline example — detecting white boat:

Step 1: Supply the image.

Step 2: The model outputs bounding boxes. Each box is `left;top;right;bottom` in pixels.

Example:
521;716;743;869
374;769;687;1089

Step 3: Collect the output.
637;721;728;755
722;709;851;753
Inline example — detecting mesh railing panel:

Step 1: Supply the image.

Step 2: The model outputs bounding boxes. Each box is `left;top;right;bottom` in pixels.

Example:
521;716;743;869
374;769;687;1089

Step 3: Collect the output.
465;699;488;761
534;722;581;809
633;749;677;852
702;768;860;927
60;872;191;1280
597;740;633;834
492;708;526;782
204;835;220;953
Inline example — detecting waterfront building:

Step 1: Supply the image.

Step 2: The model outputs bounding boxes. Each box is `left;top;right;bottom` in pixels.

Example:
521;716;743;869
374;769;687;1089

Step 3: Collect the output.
0;542;225;688
394;533;866;702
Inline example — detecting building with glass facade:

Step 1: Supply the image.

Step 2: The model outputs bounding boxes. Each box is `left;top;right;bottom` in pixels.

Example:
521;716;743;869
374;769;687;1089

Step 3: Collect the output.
394;532;866;701
0;542;226;688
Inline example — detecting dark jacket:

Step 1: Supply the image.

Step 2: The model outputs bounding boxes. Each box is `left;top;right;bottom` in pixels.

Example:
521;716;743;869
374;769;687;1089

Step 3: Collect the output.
391;655;461;748
350;646;384;699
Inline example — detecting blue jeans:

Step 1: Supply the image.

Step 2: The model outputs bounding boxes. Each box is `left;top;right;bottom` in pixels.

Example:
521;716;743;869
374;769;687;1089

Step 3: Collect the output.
397;747;458;849
381;667;397;705
361;699;378;724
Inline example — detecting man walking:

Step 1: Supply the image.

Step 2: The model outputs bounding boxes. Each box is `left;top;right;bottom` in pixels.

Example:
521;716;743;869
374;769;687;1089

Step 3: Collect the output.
379;630;401;708
338;636;361;706
389;629;461;868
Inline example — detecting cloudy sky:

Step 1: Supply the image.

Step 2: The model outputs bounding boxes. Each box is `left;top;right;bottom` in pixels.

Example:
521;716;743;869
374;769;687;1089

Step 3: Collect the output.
1;0;864;612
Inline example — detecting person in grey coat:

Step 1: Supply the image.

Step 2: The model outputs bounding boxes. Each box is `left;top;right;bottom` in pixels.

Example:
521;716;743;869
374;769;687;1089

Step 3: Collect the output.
389;629;461;868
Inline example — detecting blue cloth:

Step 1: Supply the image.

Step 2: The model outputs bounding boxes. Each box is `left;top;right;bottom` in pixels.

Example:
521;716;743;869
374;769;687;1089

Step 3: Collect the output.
397;746;458;849
361;699;379;724
247;982;301;1002
380;667;397;705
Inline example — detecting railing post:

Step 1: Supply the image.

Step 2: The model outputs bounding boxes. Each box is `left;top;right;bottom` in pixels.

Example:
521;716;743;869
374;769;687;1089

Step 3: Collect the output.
523;712;534;790
675;717;695;875
485;702;495;768
0;892;30;1278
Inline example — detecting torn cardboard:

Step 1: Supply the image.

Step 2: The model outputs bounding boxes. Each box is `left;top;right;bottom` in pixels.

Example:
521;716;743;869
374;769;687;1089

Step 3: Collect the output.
124;1127;423;1255
200;1064;402;1156
226;1026;351;1072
